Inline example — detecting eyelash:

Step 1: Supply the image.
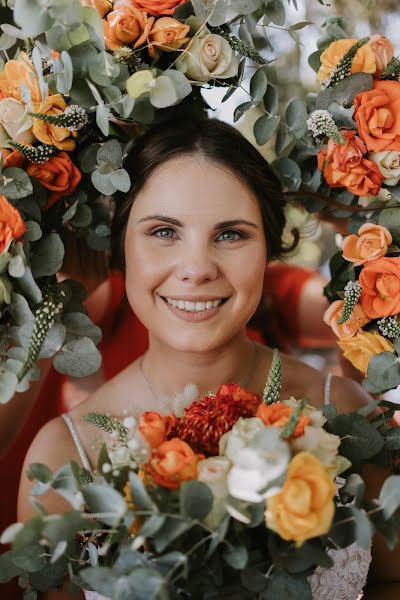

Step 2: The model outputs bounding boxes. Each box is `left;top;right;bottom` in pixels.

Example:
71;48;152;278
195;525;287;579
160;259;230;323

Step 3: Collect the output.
150;227;246;242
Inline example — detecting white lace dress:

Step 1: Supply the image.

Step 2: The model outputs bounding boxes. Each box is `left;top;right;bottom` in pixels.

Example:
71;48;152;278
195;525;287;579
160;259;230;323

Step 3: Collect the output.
63;374;371;600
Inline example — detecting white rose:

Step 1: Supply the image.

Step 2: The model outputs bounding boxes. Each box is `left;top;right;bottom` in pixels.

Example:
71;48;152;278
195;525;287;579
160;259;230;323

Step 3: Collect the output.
198;456;230;529
291;426;340;467
219;417;265;459
177;33;239;82
0;98;35;144
369;150;400;186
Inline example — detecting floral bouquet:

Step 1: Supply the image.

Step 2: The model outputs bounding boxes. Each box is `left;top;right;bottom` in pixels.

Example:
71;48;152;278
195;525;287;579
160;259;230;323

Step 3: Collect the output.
323;217;400;397
270;17;400;232
2;352;400;599
0;0;316;403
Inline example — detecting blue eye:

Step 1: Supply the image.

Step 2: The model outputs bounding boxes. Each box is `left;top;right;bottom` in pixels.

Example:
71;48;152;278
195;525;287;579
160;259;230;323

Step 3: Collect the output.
216;230;244;242
152;227;176;239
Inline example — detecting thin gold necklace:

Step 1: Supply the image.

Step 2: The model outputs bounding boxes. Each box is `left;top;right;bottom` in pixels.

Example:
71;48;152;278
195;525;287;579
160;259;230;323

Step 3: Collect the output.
139;342;259;403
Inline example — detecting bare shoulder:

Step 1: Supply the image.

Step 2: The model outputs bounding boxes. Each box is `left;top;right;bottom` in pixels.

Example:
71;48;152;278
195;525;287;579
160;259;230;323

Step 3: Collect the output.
17;416;80;522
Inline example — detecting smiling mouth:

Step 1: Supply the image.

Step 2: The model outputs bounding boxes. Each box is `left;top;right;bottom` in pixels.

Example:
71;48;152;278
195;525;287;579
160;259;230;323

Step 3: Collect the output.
160;297;228;313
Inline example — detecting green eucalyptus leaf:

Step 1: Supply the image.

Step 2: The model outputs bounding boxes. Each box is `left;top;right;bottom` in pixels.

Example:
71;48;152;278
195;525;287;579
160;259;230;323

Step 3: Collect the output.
275;122;294;155
12;542;47;572
70;203;92;228
14;0;53;37
51;462;82;508
265;569;311;599
82;6;105;50
0;168;33;200
263;83;279;115
153;517;193;553
53;337;102;377
27;463;53;483
8;255;25;278
30;233;65;278
253;114;280;145
180;480;213;520
234;101;255;123
128;471;154;511
43;510;93;544
286;98;308;139
63;312;101;344
83;483;127;526
96;103;110;136
232;0;262;12
24;220;42;242
0;369;18;404
13;517;44;549
91;169;117;196
273;157;302;191
38;324;67;359
223;545;248;570
366;351;400;392
379;475;400;519
339;473;365;506
263;0;286;26
378;207;400;245
8;292;35;325
250;68;268;103
110;169;131;193
97;140;123;167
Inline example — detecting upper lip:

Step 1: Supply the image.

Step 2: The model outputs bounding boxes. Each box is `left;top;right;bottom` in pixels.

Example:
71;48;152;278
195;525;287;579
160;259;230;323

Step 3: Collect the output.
159;294;229;301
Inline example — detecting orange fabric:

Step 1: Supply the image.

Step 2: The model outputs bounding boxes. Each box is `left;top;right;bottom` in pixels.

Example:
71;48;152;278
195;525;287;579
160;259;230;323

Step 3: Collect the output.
0;263;312;600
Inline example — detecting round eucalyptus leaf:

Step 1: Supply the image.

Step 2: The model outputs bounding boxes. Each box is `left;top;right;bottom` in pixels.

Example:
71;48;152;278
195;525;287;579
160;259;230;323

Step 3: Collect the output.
82;484;127;526
97;139;123;167
30;233;65;278
24;221;42;242
253;114;280;145
263;0;286;26
250;68;268;103
38;324;67;359
53;337;102;377
0;369;18;404
8;255;25;278
91;169;117;196
286;98;308;139
110;169;131;193
63;312;102;345
273;157;302;191
0;168;33;200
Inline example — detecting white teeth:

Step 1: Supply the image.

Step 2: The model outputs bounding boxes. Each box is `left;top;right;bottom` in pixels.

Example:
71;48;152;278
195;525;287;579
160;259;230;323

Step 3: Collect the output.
165;297;223;311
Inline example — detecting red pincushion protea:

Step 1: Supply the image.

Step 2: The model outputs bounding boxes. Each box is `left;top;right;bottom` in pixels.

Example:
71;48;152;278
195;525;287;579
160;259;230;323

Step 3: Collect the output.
173;384;261;456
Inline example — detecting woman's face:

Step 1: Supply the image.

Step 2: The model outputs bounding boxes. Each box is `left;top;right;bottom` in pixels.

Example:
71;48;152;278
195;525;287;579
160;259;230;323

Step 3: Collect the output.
124;155;267;353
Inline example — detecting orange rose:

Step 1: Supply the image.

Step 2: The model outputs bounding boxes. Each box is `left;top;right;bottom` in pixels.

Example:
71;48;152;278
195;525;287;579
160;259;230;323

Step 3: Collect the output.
104;3;154;51
148;17;190;58
1;148;27;169
342;223;392;266
359;257;400;318
368;34;393;78
27;152;82;209
338;330;395;374
81;0;112;17
323;300;371;338
145;438;204;489
265;452;336;547
138;411;176;449
354;81;400;153
129;0;188;16
0;194;26;253
317;38;376;82
0;52;44;104
32;94;77;151
256;402;310;438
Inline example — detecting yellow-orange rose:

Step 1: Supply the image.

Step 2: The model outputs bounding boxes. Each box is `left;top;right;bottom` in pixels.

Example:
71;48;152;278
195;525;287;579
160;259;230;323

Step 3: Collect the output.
129;0;188;16
145;438;204;489
359;257;400;318
368;34;393;78
81;0;112;17
104;3;154;51
27;152;82;209
138;411;176;449
317;38;376;82
265;452;336;547
0;52;44;104
338;330;395;374
0;194;26;253
323;300;371;338
32;94;77;151
354;81;400;153
317;131;384;197
256;401;310;438
342;223;392;266
148;17;190;58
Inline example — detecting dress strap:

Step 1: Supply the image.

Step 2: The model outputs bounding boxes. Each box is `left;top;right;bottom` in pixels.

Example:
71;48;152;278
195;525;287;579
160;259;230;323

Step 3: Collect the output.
324;372;333;405
62;413;92;472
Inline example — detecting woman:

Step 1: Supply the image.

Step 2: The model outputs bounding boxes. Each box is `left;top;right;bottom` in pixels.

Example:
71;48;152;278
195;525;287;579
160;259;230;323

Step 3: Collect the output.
17;119;393;599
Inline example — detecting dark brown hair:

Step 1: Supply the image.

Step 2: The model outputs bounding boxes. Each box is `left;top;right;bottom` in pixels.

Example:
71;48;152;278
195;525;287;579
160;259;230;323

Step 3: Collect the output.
112;118;289;270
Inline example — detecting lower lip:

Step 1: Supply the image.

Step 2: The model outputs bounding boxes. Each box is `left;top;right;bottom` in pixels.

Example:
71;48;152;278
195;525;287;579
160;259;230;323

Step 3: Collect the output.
162;299;225;322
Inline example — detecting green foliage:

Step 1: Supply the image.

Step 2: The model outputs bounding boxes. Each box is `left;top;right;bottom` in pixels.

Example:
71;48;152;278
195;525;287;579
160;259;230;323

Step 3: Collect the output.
262;348;282;403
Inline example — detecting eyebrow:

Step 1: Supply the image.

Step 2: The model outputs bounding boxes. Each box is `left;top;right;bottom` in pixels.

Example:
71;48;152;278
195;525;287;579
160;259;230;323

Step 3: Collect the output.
137;215;259;230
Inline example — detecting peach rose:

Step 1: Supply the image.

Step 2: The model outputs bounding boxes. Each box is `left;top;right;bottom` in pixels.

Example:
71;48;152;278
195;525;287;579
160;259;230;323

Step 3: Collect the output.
148;17;190;58
32;94;77;152
368;34;393;78
129;0;188;16
317;38;376;82
359;257;400;318
338;330;395;374
256;402;310;438
0;194;26;253
81;0;112;17
0;98;35;144
104;3;154;51
265;452;336;547
27;152;82;209
342;223;392;266
354;81;400;153
322;130;367;172
323;300;371;338
0;52;44;104
138;411;176;449
145;438;204;489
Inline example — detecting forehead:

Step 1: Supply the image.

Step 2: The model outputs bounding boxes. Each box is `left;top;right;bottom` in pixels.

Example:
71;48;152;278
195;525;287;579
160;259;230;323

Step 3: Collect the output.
130;155;262;222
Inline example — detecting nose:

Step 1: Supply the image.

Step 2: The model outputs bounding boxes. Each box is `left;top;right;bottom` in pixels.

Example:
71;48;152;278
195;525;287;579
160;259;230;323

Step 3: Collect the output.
174;246;218;285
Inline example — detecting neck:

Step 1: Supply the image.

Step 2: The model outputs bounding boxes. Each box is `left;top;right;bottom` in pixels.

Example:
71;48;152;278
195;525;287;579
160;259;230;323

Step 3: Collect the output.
142;332;256;400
